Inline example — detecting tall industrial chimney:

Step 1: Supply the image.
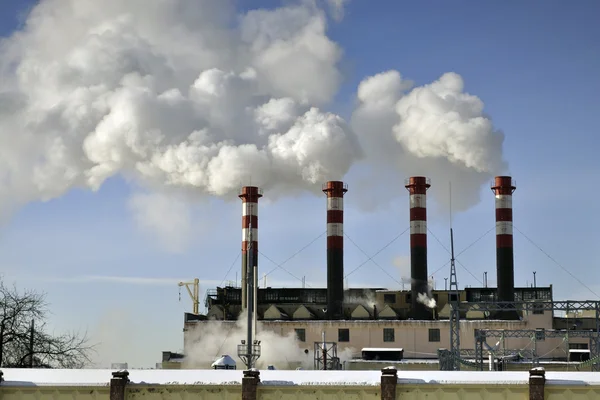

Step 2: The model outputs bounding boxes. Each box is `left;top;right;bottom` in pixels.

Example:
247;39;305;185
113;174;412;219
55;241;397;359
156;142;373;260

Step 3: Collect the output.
239;186;262;310
405;176;431;320
323;181;347;320
491;176;516;304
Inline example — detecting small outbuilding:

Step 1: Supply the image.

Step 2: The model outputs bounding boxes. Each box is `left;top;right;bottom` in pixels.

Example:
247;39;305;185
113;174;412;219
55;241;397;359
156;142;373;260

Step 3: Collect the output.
211;355;237;370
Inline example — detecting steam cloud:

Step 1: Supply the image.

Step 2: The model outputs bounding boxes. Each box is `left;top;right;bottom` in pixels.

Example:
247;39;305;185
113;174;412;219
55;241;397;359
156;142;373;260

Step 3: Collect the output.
351;70;507;212
417;277;437;309
184;313;355;369
0;0;508;244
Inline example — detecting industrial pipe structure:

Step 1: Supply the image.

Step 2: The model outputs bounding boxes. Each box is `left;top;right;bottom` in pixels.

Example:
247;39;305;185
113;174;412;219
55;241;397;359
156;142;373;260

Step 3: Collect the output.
239;186;262;310
322;181;348;320
405;176;431;320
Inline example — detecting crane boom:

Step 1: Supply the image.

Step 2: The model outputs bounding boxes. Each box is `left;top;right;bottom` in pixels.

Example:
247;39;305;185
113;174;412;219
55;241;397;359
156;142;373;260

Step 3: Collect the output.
178;278;200;315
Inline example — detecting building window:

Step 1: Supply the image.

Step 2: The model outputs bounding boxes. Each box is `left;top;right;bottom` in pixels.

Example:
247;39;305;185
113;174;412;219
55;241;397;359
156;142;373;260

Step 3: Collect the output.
295;328;306;342
532;303;544;315
384;294;396;304
429;328;440;342
406;293;412;304
535;329;545;341
383;328;395;342
338;328;350;342
569;343;588;350
448;293;458;303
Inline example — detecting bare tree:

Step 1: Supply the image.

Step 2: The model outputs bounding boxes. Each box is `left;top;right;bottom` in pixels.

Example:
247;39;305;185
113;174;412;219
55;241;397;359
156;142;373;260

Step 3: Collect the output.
0;279;95;368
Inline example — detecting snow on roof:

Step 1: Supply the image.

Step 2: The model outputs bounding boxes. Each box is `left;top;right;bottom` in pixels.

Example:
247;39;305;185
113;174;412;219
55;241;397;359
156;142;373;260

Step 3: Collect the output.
361;348;404;352
2;369;600;387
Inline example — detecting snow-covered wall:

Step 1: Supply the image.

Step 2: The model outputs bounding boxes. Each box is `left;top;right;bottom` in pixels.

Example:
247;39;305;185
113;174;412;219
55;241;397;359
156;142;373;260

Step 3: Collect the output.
2;368;600;400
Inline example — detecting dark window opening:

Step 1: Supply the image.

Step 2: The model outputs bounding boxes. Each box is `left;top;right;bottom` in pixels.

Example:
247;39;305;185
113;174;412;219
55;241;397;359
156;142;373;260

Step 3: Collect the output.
384;294;396;304
338;328;350;342
383;328;395;342
429;328;440;342
295;328;306;342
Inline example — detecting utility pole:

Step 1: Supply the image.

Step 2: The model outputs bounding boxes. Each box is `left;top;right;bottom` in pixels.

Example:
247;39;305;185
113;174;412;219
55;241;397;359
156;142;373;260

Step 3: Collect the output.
444;278;448;291
484;272;488;288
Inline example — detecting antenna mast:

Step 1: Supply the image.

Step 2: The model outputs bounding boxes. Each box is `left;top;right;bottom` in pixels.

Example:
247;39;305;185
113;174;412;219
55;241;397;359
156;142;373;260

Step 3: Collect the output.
448;182;461;370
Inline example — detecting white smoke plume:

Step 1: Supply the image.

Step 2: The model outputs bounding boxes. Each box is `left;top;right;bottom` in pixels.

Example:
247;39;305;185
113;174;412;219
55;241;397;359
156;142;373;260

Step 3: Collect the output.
325;0;350;21
0;0;508;246
417;277;437;309
393;255;411;289
0;0;360;221
351;70;507;213
184;313;355;369
344;290;376;309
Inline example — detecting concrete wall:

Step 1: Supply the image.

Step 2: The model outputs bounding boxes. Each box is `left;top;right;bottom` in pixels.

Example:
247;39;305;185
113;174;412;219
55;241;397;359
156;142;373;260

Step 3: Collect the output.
2;368;600;400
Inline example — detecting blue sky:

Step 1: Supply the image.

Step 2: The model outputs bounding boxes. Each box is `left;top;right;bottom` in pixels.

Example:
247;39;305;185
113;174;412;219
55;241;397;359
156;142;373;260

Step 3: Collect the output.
1;0;599;367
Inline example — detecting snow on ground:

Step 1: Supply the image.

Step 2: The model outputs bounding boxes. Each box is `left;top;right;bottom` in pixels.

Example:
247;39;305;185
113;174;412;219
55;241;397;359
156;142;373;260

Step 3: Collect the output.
2;368;600;387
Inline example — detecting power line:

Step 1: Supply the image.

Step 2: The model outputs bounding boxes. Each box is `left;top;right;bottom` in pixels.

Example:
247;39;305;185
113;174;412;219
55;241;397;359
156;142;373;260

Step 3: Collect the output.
429;228;484;286
429;226;495;277
345;227;410;279
513;225;599;298
455;259;484;286
259;251;311;287
262;230;326;278
429;228;451;254
344;233;403;286
455;226;496;259
219;251;241;287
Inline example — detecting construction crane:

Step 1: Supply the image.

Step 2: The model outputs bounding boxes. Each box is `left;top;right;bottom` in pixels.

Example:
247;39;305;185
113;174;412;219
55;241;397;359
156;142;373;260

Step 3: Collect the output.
178;278;200;315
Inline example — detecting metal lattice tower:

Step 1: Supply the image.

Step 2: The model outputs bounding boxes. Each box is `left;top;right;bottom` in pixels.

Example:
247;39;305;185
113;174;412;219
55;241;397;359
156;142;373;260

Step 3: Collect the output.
449;228;461;370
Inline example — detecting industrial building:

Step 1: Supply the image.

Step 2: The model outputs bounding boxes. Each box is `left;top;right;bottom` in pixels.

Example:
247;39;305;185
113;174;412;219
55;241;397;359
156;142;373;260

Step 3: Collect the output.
177;176;600;371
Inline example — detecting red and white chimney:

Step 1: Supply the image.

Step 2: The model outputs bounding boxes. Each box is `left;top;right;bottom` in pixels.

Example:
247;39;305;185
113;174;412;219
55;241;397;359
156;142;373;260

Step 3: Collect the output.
239;186;262;310
405;176;431;320
322;181;347;320
491;176;516;303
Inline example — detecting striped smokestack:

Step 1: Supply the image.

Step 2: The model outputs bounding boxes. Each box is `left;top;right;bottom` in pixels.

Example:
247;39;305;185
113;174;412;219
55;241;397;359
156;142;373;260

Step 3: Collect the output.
492;176;516;304
405;176;431;320
323;181;348;320
239;186;262;310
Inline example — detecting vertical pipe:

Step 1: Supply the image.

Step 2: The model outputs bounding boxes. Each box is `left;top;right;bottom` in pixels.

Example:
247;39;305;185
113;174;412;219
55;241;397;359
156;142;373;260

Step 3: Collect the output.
404;176;431;320
193;278;200;315
239;186;262;310
322;331;327;370
491;176;516;304
253;265;258;337
322;181;348;320
246;225;254;368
